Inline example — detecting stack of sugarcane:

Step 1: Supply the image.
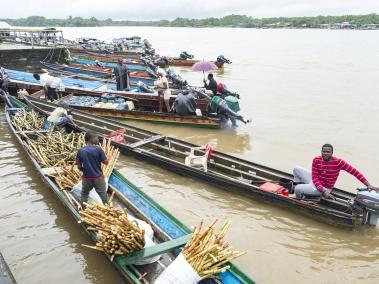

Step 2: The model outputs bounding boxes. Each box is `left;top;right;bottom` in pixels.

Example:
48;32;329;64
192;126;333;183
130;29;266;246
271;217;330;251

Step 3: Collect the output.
80;202;145;260
24;131;85;167
53;162;82;190
182;220;247;279
51;138;119;190
100;138;120;179
12;109;44;131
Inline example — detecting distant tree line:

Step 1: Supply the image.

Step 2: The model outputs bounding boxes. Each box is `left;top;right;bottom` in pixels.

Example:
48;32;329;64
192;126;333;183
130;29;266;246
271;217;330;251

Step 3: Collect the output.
1;14;378;28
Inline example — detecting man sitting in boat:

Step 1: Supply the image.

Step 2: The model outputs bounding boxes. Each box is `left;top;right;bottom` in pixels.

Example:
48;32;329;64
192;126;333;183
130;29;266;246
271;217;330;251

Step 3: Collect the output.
172;90;197;116
203;73;218;96
76;132;109;205
113;58;130;91
33;73;64;101
293;144;378;199
0;67;10;95
43;101;74;130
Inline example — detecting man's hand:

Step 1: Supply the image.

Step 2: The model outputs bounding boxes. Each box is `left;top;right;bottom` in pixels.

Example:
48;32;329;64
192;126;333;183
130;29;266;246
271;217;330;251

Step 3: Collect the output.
368;185;379;193
364;182;379;193
322;188;334;199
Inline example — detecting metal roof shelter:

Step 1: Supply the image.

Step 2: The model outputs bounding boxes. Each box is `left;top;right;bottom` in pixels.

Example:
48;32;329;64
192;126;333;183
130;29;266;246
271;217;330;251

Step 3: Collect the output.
0;28;64;48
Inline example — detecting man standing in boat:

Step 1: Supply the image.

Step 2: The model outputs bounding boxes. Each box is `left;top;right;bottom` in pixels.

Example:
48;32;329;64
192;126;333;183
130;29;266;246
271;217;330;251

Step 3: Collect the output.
0;67;10;95
154;69;171;112
76;132;109;205
113;58;130;91
293;144;378;199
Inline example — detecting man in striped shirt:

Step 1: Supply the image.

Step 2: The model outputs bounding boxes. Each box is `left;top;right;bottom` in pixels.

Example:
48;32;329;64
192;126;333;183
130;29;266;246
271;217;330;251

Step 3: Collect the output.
293;144;378;199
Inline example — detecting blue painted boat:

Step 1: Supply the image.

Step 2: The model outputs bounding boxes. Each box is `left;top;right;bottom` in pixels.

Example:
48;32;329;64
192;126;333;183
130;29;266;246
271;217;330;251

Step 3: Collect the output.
72;57;150;72
41;61;155;86
5;98;254;283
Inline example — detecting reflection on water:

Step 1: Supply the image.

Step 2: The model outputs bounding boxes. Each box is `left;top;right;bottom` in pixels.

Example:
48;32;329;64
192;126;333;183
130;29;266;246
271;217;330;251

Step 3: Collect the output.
1;27;379;283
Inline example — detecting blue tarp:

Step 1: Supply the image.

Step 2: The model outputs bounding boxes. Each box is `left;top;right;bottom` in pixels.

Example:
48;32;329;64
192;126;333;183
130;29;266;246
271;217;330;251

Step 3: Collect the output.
8;69;119;91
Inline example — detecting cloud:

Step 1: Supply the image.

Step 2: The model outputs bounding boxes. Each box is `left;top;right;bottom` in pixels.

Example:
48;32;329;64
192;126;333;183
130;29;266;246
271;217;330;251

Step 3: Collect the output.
1;0;378;20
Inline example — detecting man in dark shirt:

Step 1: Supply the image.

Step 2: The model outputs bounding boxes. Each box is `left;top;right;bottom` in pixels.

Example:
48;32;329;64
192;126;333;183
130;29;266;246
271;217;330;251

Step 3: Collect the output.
76;131;109;205
203;73;218;96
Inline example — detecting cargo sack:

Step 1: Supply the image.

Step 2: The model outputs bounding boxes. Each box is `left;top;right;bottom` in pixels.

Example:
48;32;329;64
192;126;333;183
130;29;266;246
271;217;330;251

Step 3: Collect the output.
127;215;160;265
155;253;201;284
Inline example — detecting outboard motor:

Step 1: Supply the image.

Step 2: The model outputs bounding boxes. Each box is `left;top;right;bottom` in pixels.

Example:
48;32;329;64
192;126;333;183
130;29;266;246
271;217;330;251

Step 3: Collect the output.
353;189;379;226
217;83;240;99
167;69;187;88
143;39;152;49
144;47;156;57
216;55;232;65
136;81;155;93
209;96;247;124
189;87;248;124
179;51;194;60
140;56;158;74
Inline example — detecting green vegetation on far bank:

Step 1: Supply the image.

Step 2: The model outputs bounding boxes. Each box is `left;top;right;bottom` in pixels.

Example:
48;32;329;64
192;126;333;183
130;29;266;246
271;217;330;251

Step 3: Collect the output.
1;14;378;28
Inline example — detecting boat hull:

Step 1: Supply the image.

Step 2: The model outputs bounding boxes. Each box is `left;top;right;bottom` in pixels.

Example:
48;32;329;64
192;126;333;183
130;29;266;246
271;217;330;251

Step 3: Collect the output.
6;96;254;284
23;96;363;228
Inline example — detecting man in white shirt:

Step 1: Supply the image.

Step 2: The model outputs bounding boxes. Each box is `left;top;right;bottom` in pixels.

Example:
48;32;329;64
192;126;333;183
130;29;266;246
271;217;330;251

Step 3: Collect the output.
33;73;64;101
43;102;74;130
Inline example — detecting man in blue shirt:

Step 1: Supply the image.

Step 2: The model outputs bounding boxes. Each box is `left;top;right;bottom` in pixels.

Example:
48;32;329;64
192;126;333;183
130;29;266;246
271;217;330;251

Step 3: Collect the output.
76;132;109;205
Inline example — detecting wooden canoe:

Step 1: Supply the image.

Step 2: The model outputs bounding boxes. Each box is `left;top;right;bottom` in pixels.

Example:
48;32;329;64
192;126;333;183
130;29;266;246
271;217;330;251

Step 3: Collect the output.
7;69;210;111
5;99;253;284
27;93;222;128
40;61;156;86
22;96;364;228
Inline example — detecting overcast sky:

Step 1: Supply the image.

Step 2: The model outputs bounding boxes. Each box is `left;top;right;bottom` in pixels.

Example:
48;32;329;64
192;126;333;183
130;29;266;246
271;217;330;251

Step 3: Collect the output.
1;0;378;20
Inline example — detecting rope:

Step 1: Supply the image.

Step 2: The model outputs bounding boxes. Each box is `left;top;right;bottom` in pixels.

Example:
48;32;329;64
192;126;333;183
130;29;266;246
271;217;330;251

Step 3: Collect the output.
41;48;53;63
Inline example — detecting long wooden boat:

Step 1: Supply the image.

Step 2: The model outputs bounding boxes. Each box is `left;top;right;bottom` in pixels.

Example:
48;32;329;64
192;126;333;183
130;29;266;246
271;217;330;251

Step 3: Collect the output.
69;47;142;60
71;57;151;72
0;252;16;284
22;96;365;228
28;92;222;128
7;70;210;113
168;58;224;68
5;98;253;284
69;49;226;68
70;50;144;64
40;61;156;86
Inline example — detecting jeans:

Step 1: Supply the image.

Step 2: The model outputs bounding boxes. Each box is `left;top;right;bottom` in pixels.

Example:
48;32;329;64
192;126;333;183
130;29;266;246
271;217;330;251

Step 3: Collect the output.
46;87;57;101
56;115;73;127
1;79;9;93
81;177;108;205
293;166;322;199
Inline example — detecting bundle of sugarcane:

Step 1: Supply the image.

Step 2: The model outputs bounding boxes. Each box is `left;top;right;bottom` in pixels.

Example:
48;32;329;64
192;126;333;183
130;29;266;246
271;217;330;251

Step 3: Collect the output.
12;109;44;131
101;138;120;179
51;162;82;190
80;203;145;260
49;138;119;190
182;220;247;279
25;131;85;167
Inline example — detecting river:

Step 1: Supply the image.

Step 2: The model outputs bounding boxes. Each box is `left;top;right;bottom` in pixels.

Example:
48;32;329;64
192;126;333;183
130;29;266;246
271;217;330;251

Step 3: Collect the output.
1;27;379;283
